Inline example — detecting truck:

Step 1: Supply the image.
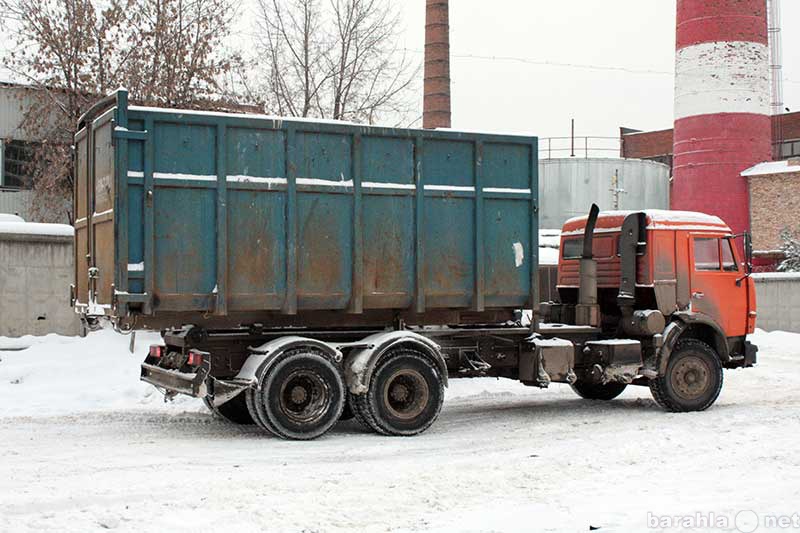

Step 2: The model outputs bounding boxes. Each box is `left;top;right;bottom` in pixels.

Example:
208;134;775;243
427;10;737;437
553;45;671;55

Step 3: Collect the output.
71;90;758;440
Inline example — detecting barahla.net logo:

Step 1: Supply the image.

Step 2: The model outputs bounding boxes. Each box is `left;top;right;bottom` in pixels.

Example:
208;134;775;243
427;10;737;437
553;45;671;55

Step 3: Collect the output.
647;510;800;531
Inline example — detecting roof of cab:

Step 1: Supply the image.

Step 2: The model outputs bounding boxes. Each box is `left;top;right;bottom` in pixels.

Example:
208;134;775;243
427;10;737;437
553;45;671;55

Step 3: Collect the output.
561;210;730;237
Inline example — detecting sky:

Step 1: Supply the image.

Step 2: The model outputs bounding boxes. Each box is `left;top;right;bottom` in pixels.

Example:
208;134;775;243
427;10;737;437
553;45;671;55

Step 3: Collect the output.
392;0;800;140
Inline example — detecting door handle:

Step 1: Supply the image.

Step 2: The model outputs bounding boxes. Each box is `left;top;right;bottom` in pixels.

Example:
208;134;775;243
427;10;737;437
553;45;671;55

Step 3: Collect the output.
692;291;705;300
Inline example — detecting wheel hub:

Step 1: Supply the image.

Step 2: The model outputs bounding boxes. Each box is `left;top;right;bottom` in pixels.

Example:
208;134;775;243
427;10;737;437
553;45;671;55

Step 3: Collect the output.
383;369;429;420
671;356;711;401
279;370;329;424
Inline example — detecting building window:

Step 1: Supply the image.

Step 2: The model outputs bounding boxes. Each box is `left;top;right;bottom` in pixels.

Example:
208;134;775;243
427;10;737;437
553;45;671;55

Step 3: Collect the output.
777;139;800;160
1;139;35;189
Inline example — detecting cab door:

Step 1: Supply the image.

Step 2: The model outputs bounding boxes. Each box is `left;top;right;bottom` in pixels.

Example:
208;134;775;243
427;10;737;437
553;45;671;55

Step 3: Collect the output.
688;234;749;337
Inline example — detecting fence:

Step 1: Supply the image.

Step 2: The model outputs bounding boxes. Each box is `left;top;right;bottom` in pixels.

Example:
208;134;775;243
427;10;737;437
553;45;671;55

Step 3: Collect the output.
753;273;800;333
539;136;622;160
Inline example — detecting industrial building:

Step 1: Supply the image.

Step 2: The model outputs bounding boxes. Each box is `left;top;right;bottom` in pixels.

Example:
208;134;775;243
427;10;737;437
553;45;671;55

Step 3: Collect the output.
0;82;37;220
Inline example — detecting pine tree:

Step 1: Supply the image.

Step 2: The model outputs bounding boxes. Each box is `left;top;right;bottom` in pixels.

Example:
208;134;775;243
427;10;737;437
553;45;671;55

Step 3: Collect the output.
778;229;800;272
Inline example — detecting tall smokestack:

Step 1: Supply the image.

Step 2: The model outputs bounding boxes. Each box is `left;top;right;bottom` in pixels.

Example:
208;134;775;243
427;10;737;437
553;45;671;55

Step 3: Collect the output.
672;0;771;239
423;0;451;129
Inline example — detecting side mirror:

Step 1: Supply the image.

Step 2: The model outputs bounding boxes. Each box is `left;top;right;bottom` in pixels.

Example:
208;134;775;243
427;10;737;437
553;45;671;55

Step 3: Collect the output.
731;232;753;286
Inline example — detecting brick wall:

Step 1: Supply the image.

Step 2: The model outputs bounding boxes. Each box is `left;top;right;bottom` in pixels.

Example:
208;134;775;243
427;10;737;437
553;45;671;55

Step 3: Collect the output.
620;128;674;160
777;111;800;141
748;170;800;251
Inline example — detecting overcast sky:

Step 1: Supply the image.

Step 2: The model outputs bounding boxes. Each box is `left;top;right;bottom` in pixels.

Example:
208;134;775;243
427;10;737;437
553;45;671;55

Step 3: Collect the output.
391;0;800;140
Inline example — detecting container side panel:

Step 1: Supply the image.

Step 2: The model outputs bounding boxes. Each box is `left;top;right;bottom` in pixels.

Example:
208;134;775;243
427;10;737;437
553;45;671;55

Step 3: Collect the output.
483;198;531;306
126;128;145;295
92;120;115;304
296;132;352;180
128;120;145;172
127;184;144;294
75;135;89;303
154;123;216;175
227;189;286;309
297;192;353;309
483;143;531;190
154;187;217;296
423;196;475;308
423;140;474;187
363;194;414;308
226;128;285;177
93;122;114;214
361;137;414;184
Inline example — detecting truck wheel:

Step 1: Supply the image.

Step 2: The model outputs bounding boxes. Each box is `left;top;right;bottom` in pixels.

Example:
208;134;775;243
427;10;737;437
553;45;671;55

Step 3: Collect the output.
203;393;254;425
649;339;723;412
248;348;345;440
571;381;627;401
352;349;444;436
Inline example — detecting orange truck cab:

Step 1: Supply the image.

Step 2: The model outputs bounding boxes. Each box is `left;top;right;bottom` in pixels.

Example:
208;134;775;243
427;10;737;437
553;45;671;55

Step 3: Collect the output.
540;208;758;412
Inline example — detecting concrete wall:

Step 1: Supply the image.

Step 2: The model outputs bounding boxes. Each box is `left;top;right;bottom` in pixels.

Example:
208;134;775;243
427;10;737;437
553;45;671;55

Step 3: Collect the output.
0;232;78;337
0;188;31;219
753;273;800;333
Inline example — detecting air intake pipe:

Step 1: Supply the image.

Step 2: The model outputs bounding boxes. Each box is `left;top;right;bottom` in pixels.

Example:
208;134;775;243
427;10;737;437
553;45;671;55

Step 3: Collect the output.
575;204;600;326
617;212;665;336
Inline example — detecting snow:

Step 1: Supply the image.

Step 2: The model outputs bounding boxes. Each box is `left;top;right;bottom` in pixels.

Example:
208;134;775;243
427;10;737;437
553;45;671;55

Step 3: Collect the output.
482;187;532;194
362;181;416;190
423;184;475;192
0;220;74;237
741;160;800;177
0;214;24;223
753;272;800;281
0;328;798;532
512;242;524;267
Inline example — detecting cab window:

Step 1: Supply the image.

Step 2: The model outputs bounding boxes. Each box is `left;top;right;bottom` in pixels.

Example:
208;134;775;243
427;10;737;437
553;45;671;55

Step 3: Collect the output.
722;239;738;272
693;238;721;271
562;238;583;259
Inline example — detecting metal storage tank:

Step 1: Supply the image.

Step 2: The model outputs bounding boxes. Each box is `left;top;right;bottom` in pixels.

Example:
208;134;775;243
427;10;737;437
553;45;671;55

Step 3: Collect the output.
538;158;670;229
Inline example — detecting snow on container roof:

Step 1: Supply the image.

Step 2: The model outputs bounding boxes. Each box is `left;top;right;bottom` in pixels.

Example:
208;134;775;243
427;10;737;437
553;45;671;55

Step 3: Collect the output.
561;209;729;236
0;220;74;238
741;160;800;177
0;214;25;223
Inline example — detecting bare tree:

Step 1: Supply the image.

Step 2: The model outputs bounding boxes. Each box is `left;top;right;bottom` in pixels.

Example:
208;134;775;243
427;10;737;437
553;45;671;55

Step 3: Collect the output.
253;0;418;125
0;0;240;222
123;0;240;107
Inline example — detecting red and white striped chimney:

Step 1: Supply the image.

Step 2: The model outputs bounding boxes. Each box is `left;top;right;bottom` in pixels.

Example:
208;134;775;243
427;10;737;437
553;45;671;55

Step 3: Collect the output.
672;0;772;237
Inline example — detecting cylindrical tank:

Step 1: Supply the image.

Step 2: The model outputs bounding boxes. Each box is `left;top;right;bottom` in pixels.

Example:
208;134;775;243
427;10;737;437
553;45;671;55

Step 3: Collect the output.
423;0;451;129
672;0;772;237
538;158;670;229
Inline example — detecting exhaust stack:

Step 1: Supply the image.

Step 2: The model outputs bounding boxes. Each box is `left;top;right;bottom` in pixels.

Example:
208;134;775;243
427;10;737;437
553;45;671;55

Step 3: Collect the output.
423;0;451;129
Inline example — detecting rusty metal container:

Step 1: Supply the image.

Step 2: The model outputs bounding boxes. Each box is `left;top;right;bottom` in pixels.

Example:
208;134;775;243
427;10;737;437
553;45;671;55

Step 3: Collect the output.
73;90;539;328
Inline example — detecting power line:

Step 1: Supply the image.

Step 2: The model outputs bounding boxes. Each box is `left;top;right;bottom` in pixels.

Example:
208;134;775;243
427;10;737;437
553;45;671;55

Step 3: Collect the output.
404;48;672;76
405;48;800;85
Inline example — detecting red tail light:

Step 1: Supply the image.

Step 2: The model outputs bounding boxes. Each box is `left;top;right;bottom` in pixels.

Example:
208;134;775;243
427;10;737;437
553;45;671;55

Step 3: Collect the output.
149;344;164;358
187;350;204;367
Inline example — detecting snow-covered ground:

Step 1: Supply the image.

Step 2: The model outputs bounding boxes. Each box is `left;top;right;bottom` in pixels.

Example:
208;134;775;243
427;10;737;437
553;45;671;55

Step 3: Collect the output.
1;328;799;532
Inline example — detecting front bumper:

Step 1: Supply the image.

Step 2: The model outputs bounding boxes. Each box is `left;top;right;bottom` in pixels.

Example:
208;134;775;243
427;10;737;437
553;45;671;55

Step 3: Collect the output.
140;361;250;404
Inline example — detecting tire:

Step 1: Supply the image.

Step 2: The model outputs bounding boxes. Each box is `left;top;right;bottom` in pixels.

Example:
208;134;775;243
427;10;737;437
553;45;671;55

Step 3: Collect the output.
649;339;723;412
203;393;255;425
571;381;627;401
351;349;445;436
247;348;345;440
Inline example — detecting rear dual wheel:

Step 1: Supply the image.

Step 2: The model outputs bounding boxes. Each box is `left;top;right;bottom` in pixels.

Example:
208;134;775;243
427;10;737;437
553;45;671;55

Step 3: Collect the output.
351;348;445;436
246;348;345;440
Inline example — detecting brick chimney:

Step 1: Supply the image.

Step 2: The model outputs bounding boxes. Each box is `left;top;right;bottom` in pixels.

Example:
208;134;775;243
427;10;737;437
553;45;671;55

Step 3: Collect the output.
423;0;451;129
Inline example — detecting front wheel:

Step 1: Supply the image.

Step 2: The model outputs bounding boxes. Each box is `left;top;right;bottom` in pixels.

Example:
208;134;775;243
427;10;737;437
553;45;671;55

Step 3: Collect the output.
649;339;723;412
351;349;445;436
571;381;627;401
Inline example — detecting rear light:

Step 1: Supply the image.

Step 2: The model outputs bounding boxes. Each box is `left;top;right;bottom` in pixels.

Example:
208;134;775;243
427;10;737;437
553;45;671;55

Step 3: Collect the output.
186;350;204;367
149;344;164;359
